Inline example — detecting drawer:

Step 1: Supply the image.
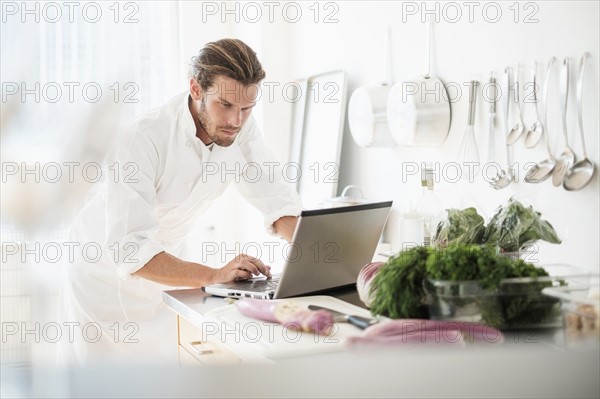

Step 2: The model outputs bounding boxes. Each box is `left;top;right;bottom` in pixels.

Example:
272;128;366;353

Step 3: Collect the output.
177;315;240;366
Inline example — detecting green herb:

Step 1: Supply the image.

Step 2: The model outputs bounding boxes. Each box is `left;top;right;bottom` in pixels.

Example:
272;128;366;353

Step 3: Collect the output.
477;276;563;328
425;244;515;289
370;244;561;329
369;246;431;319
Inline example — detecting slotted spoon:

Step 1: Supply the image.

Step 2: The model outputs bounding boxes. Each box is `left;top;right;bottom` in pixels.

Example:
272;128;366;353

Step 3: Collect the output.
506;63;524;145
524;61;544;148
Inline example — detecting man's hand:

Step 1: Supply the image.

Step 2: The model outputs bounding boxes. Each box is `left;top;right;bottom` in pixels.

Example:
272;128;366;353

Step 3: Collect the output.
133;252;271;287
273;216;299;242
214;254;272;283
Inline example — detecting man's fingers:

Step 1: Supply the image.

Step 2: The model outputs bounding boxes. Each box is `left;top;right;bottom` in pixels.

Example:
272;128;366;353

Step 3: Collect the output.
231;254;271;278
240;260;260;276
244;256;271;277
233;268;252;281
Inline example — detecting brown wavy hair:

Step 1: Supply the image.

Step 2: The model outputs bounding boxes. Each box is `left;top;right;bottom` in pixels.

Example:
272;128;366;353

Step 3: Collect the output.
190;39;266;91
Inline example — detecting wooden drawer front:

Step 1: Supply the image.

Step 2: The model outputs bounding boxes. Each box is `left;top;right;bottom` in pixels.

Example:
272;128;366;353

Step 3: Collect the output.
177;316;240;366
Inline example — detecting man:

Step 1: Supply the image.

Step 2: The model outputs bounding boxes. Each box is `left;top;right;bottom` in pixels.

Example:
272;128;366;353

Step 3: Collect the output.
60;38;302;364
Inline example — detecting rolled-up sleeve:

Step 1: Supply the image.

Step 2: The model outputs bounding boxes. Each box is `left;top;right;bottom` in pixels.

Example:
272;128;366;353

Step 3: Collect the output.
105;129;165;280
236;118;303;234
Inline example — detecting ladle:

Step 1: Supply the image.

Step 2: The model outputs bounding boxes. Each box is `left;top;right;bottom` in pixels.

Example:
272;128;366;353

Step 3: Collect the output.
552;57;576;186
563;52;596;191
524;57;557;183
506;63;525;145
524;61;544;148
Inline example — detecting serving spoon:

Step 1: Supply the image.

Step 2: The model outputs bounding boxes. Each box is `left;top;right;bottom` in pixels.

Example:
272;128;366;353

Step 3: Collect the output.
524;61;544;148
490;67;514;189
506;63;525;145
564;52;596;191
524;57;557;183
552;57;576;186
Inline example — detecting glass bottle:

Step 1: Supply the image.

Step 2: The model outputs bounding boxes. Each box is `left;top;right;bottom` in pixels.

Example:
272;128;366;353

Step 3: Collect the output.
416;164;443;247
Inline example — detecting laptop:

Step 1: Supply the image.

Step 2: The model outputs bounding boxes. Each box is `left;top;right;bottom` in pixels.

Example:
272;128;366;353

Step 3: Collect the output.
203;201;393;300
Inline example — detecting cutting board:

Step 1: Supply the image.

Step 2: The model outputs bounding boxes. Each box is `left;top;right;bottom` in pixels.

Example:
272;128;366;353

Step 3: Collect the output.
203;295;373;359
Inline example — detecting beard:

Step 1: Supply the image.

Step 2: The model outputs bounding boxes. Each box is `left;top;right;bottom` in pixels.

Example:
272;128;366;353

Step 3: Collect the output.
197;100;240;147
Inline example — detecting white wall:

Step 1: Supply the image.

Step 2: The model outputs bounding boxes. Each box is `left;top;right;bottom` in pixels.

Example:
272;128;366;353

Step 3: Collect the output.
176;1;599;273
285;1;599;272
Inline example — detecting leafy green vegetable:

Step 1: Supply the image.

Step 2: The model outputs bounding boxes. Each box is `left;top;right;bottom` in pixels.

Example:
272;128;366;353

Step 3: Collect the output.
433;198;561;252
369;243;561;329
434;207;485;246
483;198;561;252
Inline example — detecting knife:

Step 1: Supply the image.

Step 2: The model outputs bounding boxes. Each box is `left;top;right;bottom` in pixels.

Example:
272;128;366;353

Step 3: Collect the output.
308;305;378;330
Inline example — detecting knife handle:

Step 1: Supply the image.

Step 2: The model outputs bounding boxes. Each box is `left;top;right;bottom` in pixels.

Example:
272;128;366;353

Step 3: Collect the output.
347;315;378;330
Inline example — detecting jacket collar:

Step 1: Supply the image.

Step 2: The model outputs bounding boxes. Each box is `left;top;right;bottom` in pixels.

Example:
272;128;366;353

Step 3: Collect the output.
179;92;200;140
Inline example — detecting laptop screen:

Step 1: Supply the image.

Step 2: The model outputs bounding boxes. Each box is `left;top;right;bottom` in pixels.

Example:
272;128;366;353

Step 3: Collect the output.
203;201;393;300
274;201;393;298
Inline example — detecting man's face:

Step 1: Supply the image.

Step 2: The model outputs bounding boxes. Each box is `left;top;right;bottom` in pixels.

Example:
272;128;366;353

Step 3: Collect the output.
189;75;258;147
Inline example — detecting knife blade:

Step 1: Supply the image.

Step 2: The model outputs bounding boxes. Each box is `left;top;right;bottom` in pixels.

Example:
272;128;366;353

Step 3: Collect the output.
308;305;378;330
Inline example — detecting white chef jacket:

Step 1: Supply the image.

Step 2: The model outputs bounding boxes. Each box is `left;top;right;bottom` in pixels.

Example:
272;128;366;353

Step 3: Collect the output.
58;92;302;364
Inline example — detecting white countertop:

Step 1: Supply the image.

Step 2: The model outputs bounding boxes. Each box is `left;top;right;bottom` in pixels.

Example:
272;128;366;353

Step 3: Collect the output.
162;286;375;363
162;285;592;362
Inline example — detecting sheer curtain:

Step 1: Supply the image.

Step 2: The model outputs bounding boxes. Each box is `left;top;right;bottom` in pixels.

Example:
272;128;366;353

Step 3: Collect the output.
38;1;183;115
0;1;184;368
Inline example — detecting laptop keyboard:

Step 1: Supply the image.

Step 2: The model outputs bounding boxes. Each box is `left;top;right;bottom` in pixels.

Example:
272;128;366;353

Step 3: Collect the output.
235;278;279;292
